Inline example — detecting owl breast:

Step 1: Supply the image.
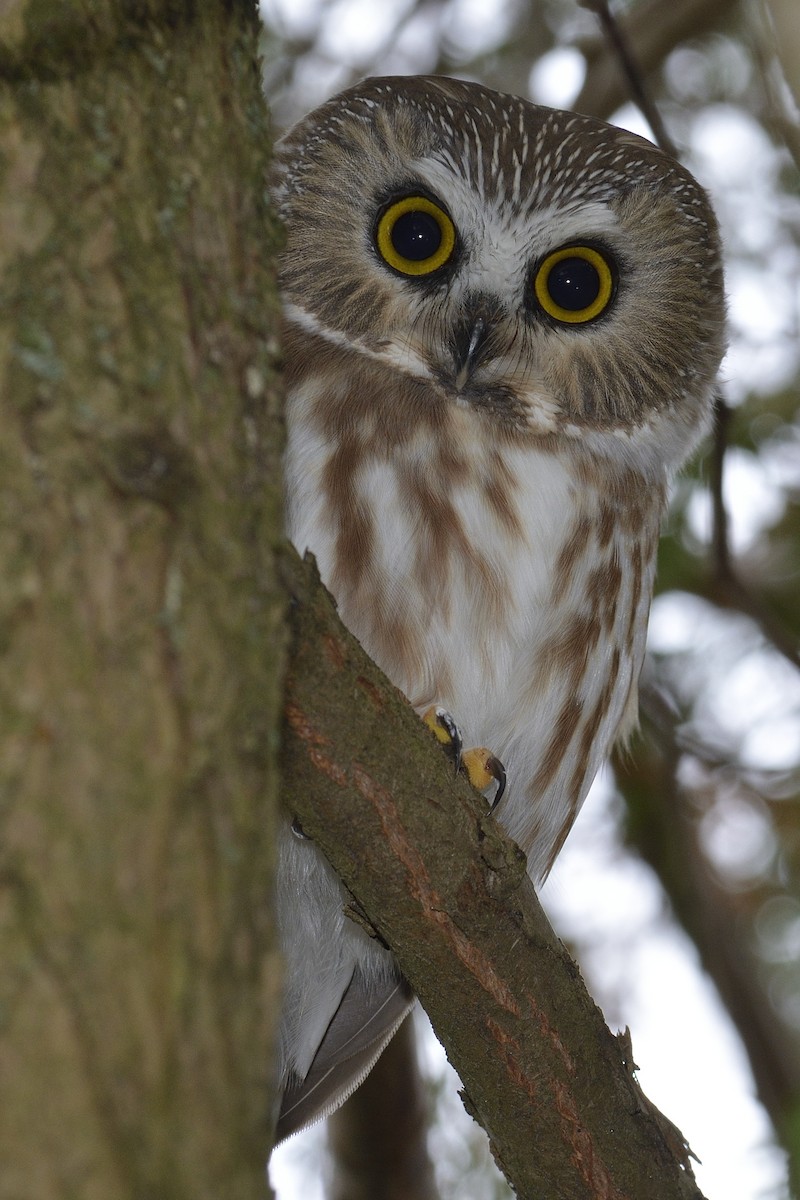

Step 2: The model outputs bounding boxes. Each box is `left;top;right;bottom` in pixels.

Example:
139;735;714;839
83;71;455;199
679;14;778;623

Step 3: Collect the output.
284;343;662;880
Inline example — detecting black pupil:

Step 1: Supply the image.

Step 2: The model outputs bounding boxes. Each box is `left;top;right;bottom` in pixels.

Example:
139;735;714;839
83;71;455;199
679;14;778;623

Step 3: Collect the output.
390;209;442;261
547;256;600;311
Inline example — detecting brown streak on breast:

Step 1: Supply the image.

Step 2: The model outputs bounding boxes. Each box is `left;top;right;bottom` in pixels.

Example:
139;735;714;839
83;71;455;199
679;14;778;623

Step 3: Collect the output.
566;643;621;808
530;694;583;798
552;515;594;605
323;436;376;595
367;605;431;693
597;502;615;549
586;557;622;632
627;539;643;632
529;612;603;700
397;445;517;632
486;453;524;538
400;466;462;617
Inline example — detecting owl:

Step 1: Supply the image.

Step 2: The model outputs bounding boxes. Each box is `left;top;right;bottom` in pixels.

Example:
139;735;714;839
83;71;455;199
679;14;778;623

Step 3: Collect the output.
271;75;725;1140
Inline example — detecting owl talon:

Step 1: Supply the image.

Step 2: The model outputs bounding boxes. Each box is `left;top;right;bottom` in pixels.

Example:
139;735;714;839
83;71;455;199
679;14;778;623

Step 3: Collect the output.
422;706;505;808
461;747;506;810
422;705;463;772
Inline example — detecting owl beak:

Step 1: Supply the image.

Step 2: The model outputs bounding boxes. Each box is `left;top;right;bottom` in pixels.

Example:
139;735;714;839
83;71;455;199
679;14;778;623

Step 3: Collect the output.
450;304;504;392
452;314;491;391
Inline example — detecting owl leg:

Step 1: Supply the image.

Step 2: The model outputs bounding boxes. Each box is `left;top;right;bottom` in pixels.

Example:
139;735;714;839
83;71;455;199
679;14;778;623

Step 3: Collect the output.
422;706;506;810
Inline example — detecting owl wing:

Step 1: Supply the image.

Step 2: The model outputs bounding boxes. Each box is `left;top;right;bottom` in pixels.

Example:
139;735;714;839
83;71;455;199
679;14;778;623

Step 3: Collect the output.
276;965;414;1141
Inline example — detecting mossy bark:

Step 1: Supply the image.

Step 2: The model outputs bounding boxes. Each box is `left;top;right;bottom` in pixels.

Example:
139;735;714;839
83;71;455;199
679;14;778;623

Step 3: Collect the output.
0;3;285;1197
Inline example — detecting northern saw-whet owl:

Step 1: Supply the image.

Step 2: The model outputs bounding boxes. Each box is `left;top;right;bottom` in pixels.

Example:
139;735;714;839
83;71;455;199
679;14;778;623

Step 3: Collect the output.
271;75;726;1140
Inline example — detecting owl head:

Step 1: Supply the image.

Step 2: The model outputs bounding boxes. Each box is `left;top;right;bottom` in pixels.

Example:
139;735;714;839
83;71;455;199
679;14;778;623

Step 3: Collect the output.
272;75;726;470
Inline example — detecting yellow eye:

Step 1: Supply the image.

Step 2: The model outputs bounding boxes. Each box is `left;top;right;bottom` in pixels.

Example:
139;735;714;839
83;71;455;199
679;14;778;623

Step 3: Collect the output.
533;244;615;324
375;196;456;277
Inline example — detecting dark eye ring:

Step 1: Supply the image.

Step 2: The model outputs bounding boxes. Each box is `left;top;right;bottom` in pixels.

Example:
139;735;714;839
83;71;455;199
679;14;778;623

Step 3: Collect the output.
375;196;456;277
533;244;616;324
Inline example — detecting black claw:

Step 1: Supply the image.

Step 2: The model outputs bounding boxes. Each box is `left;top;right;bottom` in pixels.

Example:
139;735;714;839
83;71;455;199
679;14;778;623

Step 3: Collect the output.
488;756;507;812
436;708;463;772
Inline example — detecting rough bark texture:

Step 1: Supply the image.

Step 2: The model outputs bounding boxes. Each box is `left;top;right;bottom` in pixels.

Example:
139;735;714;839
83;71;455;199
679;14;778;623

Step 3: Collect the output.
283;551;708;1200
0;3;285;1197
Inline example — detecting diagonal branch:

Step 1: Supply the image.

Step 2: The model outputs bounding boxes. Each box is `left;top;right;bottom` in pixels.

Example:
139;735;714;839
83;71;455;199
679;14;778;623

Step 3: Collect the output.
280;550;707;1200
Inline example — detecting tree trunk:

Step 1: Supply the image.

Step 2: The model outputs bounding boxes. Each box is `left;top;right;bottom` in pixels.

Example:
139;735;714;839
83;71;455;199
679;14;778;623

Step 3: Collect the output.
0;3;285;1197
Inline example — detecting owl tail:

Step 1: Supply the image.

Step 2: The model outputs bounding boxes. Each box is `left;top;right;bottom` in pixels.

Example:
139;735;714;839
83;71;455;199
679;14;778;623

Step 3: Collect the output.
275;967;414;1142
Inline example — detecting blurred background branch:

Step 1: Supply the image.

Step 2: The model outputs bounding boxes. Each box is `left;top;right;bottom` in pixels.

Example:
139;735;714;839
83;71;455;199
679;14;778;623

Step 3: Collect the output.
574;0;741;120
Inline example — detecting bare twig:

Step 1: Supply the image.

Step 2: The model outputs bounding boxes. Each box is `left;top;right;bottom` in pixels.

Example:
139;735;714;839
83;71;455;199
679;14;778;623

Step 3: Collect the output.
578;0;679;156
574;0;740;123
615;687;800;1137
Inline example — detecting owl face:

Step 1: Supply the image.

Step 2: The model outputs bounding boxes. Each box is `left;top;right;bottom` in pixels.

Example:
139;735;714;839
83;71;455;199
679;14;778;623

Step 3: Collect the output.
273;75;725;466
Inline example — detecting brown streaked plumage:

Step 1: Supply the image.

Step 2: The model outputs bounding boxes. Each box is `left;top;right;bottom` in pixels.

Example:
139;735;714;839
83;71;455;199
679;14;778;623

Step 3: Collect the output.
271;74;726;1140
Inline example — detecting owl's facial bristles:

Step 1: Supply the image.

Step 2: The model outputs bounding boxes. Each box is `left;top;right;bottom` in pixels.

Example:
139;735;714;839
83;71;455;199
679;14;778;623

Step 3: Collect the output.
453;315;488;390
282;296;701;450
284;299;562;436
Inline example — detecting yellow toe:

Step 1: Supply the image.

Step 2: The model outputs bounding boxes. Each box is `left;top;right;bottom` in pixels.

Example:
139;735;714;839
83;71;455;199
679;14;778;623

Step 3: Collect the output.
422;706;462;758
461;747;506;808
